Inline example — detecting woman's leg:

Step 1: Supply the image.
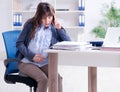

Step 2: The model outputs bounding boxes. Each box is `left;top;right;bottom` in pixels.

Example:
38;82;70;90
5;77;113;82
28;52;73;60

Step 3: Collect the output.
18;62;48;92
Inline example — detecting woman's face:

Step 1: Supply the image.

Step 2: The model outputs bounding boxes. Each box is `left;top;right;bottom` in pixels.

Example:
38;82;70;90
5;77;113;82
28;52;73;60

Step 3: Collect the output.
41;15;53;27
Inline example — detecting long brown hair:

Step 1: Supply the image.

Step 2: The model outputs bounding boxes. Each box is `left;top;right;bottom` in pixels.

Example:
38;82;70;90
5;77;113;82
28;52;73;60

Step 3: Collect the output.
30;2;55;38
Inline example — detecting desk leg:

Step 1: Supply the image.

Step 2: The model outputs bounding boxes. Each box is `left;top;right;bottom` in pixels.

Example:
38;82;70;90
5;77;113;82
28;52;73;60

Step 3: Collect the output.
88;67;97;92
48;53;58;92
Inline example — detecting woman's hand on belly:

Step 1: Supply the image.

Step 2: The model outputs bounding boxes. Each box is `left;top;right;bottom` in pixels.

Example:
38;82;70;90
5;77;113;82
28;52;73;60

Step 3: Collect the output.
33;54;46;62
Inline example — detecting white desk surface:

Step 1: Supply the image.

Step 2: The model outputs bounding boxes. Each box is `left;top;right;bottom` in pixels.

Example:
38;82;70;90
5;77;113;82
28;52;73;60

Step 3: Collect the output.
46;49;120;67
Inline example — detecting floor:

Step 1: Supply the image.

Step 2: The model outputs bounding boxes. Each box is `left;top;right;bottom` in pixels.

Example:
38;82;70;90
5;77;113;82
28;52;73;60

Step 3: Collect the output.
1;53;120;92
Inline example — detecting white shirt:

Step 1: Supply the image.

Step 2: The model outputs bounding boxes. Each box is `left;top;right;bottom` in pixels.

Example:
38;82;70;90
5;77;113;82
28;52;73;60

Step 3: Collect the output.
21;25;52;67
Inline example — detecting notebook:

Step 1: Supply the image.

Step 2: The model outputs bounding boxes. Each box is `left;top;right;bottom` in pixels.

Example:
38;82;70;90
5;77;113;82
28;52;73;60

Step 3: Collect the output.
101;27;120;51
103;27;120;47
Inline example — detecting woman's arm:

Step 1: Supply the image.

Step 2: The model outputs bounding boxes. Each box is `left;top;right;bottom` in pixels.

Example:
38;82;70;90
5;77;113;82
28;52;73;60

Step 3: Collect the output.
16;20;35;61
56;27;71;41
53;20;71;41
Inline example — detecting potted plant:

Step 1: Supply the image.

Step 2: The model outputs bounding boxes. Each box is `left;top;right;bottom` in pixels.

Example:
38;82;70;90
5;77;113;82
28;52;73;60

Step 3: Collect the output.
92;1;120;38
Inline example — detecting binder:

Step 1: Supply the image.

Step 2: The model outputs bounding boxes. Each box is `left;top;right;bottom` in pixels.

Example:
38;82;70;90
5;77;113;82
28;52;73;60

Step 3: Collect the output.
13;13;22;26
78;0;85;10
79;14;85;26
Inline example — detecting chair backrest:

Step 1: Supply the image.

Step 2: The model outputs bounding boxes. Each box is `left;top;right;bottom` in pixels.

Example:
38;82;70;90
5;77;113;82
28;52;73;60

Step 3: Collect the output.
2;30;21;58
2;30;21;74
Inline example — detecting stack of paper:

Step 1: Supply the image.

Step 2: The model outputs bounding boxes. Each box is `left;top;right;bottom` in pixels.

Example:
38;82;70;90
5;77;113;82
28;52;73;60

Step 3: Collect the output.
51;41;92;50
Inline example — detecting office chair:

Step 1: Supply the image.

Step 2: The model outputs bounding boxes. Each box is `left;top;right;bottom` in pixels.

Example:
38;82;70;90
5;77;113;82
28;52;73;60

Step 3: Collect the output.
2;30;37;92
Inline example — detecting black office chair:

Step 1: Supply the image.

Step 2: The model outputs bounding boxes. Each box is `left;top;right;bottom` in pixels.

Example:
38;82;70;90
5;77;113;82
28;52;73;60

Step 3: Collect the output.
2;30;37;92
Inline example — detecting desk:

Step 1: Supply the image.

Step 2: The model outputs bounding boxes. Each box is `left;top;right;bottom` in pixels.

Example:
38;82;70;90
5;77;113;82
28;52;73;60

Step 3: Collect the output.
46;49;120;92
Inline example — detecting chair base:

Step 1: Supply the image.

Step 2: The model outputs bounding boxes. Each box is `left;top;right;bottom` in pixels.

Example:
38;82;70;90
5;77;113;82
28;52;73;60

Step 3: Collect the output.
5;75;37;92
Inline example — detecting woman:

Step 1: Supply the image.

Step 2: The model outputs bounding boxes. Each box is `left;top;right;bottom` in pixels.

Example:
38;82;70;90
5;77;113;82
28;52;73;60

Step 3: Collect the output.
16;2;71;92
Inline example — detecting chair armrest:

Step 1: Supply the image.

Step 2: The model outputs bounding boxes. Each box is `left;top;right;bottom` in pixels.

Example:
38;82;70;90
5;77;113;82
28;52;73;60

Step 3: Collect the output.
4;58;19;67
4;58;19;75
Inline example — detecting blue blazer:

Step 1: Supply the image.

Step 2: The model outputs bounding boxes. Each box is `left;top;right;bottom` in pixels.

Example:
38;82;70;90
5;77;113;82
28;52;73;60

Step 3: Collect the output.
16;19;71;61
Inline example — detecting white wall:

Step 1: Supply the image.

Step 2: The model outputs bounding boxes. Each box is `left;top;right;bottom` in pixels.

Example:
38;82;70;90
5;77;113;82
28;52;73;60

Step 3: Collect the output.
0;0;12;31
1;1;120;92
